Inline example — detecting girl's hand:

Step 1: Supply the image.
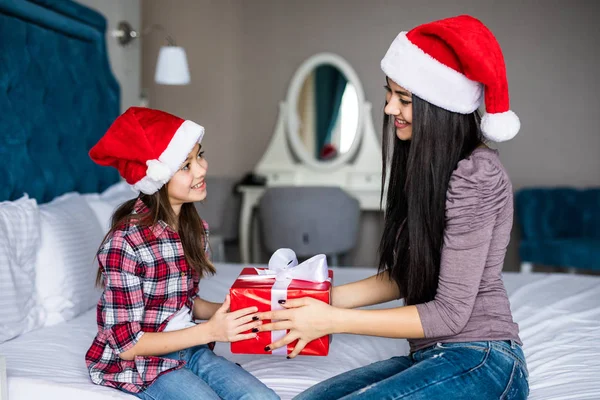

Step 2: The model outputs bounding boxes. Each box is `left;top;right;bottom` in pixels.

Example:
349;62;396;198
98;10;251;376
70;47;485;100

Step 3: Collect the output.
257;297;335;359
205;294;261;342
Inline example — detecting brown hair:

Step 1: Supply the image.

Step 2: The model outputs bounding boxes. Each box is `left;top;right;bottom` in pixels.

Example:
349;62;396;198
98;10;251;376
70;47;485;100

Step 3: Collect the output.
95;184;215;287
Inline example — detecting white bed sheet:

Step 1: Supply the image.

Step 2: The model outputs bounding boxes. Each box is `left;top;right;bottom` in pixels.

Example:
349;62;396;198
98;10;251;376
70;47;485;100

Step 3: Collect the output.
1;266;599;400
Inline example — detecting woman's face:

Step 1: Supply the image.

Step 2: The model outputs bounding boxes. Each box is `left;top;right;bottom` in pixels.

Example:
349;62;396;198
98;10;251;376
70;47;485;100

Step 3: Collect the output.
167;143;208;214
384;78;413;141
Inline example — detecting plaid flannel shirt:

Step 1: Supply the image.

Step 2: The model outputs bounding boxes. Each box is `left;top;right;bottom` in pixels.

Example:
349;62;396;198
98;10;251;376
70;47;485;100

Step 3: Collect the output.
85;199;210;393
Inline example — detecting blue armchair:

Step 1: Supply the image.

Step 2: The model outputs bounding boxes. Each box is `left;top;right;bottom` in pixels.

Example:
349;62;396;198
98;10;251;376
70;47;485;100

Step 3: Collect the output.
515;188;600;273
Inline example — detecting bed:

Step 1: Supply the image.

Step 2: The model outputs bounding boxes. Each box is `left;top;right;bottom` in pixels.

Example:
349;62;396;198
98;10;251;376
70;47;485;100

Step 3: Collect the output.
1;259;599;400
1;1;599;400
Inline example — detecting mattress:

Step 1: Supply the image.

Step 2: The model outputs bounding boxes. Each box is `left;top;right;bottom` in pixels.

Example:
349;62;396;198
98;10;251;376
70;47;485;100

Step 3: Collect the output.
1;265;599;400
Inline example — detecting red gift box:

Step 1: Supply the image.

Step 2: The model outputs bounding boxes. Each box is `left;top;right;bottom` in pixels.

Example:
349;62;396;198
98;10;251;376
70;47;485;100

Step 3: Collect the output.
230;257;333;356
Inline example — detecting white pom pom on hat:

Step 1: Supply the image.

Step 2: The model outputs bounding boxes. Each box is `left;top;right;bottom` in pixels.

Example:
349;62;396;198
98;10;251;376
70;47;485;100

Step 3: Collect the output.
481;110;520;142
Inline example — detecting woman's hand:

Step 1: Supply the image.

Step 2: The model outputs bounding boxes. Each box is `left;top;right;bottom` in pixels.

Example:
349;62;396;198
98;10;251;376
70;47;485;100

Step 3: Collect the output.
257;297;337;359
205;294;261;342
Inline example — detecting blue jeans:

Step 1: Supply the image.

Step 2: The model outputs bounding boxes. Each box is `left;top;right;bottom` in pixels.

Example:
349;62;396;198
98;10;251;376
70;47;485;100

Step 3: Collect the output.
295;341;528;400
125;345;279;400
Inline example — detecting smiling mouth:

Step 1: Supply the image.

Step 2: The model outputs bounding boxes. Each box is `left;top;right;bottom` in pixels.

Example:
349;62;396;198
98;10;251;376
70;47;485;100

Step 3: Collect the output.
395;118;409;128
191;180;205;189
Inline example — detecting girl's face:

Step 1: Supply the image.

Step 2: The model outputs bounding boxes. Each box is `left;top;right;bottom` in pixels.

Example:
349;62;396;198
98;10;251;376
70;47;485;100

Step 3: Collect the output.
168;143;208;214
384;78;413;141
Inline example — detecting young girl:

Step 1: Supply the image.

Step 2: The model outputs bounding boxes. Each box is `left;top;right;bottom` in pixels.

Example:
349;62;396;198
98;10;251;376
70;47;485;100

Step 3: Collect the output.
85;107;279;400
258;15;528;399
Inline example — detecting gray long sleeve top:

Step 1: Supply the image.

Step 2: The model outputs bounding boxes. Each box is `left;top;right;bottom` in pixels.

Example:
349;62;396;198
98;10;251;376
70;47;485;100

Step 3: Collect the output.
411;147;521;352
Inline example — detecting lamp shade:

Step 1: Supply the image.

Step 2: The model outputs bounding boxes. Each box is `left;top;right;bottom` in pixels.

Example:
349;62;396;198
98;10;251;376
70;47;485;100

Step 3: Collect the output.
154;46;190;85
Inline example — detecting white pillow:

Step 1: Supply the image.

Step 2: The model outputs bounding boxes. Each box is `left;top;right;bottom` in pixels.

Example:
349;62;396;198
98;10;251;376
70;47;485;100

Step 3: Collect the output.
35;193;105;326
0;195;45;343
84;181;138;234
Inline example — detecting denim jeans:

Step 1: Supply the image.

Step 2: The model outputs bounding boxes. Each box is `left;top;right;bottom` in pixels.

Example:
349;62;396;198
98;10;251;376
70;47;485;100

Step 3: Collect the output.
124;345;279;400
295;340;528;400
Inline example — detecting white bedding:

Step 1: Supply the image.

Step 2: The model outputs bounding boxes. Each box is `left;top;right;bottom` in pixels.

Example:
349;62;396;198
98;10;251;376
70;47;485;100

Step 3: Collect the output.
1;265;599;400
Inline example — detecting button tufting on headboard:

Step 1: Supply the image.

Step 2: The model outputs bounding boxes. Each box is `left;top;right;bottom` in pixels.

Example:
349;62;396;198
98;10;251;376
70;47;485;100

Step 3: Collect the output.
0;0;121;203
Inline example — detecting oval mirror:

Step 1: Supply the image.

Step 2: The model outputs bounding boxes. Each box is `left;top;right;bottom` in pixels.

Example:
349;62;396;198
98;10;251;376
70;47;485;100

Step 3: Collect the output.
286;53;365;169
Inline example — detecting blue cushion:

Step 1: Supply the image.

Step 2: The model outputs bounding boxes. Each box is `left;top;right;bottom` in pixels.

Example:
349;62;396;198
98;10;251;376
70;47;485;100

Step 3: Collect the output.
520;239;600;271
516;188;600;270
581;189;600;238
516;188;600;239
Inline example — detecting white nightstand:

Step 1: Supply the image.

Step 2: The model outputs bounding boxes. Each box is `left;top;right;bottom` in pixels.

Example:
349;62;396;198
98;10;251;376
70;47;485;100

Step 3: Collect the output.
0;355;7;400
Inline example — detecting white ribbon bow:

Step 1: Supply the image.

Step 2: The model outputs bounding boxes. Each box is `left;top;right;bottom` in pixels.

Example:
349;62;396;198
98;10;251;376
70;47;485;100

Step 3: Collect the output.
238;248;329;283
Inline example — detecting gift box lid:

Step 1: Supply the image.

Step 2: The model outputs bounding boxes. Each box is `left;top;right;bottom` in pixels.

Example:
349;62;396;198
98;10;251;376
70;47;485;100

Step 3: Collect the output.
231;267;333;291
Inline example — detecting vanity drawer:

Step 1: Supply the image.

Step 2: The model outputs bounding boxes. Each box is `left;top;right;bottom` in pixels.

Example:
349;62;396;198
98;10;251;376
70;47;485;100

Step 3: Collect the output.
265;171;297;185
347;172;381;189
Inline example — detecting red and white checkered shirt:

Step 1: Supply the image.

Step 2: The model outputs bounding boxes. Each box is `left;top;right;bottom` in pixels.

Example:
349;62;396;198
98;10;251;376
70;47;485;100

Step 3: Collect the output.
85;199;210;393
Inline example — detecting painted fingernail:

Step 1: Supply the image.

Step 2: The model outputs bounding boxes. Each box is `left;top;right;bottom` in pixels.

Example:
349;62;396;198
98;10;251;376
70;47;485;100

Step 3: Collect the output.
286;356;291;359
264;346;271;351
252;328;259;333
278;299;286;304
252;316;259;321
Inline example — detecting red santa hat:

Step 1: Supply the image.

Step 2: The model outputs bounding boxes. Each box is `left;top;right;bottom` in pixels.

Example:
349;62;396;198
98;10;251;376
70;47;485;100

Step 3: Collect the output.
89;107;204;194
381;15;520;142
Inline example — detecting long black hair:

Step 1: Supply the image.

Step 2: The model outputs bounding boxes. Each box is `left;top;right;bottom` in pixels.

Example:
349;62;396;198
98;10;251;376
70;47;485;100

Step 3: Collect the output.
378;94;483;305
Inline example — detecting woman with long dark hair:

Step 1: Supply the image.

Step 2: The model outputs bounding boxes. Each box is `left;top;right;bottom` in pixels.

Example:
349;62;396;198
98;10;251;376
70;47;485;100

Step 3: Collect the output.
259;15;528;399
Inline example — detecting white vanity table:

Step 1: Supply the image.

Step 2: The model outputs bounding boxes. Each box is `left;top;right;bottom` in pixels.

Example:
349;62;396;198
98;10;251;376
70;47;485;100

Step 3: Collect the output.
238;53;383;264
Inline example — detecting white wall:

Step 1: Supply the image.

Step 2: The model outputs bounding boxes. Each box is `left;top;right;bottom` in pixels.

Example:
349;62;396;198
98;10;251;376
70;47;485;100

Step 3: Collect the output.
77;0;141;112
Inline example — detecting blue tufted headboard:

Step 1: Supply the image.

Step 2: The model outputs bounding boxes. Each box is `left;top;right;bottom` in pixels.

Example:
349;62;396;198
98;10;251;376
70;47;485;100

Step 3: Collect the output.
0;0;120;203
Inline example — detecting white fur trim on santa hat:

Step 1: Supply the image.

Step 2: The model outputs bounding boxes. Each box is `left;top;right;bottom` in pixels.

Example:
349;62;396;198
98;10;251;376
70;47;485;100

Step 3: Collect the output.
134;120;205;194
381;32;483;114
481;110;520;142
134;173;165;195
